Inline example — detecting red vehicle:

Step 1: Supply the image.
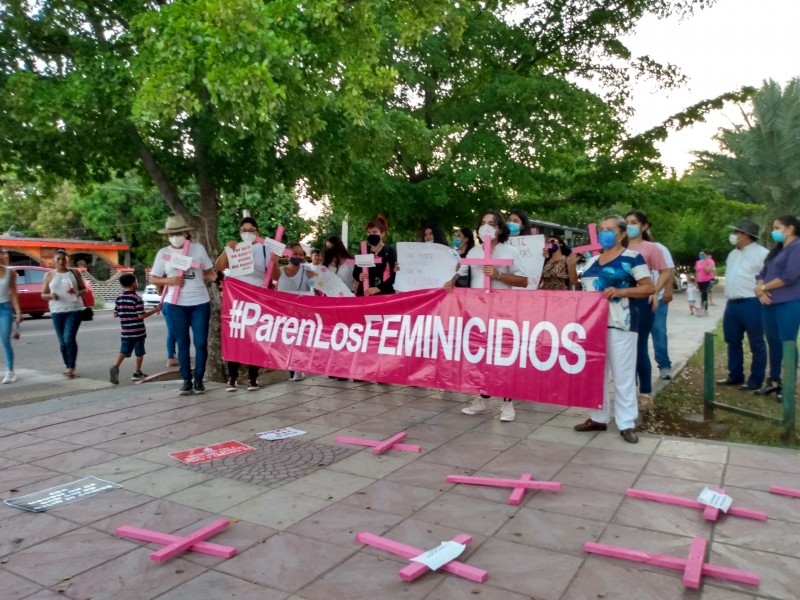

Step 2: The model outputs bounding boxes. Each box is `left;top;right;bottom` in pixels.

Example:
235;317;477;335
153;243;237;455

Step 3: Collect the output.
10;266;95;318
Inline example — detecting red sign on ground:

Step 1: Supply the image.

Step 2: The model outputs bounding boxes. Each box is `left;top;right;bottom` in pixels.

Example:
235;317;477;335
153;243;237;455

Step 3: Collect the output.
169;440;256;465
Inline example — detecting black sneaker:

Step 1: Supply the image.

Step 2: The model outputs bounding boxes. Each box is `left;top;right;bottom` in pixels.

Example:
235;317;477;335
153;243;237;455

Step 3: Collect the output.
179;380;193;395
131;371;147;381
194;380;206;394
109;366;119;385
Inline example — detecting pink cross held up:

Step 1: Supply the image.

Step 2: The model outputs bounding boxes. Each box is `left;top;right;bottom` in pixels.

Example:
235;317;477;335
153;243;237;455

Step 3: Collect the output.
257;225;295;287
459;235;514;289
355;531;488;583
571;223;603;256
164;239;201;304
626;488;767;522
115;519;236;562
335;431;421;454
584;537;759;589
446;474;562;505
356;240;383;294
770;485;800;498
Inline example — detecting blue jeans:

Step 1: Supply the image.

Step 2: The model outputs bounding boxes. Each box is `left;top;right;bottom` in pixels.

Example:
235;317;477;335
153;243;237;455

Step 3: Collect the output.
723;297;766;386
161;303;176;359
650;298;671;371
0;302;13;370
633;297;655;394
164;302;210;382
762;298;800;381
51;310;82;369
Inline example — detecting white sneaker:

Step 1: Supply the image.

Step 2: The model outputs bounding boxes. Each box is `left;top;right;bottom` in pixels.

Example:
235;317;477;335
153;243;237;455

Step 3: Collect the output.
292;372;305;381
461;397;493;415
659;368;672;380
500;399;515;422
2;370;16;384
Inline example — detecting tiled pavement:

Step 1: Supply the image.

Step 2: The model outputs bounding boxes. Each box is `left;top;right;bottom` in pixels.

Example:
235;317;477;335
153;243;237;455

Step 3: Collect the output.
0;297;799;599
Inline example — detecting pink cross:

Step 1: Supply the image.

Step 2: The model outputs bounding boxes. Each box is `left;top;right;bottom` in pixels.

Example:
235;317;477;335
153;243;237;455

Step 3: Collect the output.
356;240;383;294
460;235;514;289
626;488;767;521
257;225;295;286
335;431;421;454
115;519;236;562
770;485;800;498
356;531;488;583
446;474;562;505
584;537;759;589
164;240;201;304
571;223;603;256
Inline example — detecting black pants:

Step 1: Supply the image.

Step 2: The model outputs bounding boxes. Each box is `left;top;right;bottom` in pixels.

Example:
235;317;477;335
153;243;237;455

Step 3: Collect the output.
698;281;711;310
227;361;259;382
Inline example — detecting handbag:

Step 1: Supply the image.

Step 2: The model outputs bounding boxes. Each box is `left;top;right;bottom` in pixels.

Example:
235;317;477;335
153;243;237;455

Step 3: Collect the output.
80;306;94;321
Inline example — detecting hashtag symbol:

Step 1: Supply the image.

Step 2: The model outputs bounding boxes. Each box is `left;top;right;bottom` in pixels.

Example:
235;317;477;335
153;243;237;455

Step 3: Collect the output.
229;300;246;338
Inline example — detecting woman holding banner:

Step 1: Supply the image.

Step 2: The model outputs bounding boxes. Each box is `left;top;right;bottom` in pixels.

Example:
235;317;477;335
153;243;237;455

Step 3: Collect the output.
539;235;572;291
445;209;529;422
567;215;654;443
353;215;397;297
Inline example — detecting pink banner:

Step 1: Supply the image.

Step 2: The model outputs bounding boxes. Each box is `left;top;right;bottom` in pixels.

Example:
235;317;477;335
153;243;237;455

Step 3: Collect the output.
222;278;608;409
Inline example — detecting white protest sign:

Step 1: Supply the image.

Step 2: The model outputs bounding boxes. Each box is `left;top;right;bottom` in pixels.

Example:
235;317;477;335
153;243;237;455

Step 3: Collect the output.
394;242;459;292
167;252;194;271
262;237;287;257
225;242;255;277
697;487;733;513
507;234;545;289
255;427;306;440
410;540;466;571
355;253;378;268
309;267;355;297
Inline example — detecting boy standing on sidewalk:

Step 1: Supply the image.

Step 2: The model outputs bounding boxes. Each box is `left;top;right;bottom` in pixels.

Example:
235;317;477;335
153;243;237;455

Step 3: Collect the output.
110;273;161;384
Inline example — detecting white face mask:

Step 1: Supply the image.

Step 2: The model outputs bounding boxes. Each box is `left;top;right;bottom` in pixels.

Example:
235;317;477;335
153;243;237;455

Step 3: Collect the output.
169;234;187;248
478;223;497;241
241;232;257;244
729;233;739;246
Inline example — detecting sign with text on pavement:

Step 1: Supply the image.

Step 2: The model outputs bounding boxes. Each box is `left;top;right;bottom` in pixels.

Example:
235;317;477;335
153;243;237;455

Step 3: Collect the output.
222;278;608;408
169;440;256;465
4;476;122;512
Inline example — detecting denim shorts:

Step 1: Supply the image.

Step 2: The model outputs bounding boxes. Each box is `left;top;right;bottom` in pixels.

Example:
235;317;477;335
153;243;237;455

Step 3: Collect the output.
120;337;146;357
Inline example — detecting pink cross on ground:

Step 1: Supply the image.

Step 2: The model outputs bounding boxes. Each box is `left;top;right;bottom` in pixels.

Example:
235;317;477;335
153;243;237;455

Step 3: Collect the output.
460;235;514;289
356;531;488;583
357;240;383;294
770;485;800;498
626;488;768;521
164;239;201;304
335;431;421;454
584;537;759;589
571;223;603;256
446;474;562;505
115;519;236;562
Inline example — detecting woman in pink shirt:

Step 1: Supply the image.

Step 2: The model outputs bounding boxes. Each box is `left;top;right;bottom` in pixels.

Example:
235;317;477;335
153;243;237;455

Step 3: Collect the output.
695;251;716;313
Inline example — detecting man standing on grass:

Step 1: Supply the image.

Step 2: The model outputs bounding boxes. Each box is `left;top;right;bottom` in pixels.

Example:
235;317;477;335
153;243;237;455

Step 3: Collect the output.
716;220;769;391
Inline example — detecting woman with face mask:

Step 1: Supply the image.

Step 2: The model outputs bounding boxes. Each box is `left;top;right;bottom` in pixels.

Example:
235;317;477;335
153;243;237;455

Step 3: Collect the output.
453;227;475;258
276;242;314;381
694;250;716;315
539;235;572;290
149;215;217;395
507;208;533;237
567;215;655;443
352;215;397;297
754;215;800;403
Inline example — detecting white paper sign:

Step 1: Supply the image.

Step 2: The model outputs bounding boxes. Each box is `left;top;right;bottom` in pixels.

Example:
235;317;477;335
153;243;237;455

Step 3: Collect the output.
507;235;546;289
697;487;733;513
309;267;355;297
167;252;194;271
410;541;466;571
255;427;306;440
225;242;255;277
394;242;459;292
262;237;287;257
355;253;378;268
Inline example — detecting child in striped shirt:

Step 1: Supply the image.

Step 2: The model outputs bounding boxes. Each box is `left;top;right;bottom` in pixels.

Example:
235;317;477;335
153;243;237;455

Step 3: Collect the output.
110;273;161;384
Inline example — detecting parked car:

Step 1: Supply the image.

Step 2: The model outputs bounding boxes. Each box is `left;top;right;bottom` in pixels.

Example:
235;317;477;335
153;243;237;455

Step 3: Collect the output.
141;284;162;309
10;266;95;318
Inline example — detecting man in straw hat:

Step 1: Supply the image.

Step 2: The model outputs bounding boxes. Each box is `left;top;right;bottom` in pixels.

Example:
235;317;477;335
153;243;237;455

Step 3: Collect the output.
149;215;217;395
715;219;769;392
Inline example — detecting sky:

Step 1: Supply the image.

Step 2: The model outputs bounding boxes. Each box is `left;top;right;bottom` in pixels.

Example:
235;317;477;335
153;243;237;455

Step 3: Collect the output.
621;0;800;174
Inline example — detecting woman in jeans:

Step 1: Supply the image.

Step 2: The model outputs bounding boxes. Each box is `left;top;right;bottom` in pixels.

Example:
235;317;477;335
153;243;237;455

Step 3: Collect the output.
149;215;216;395
41;248;88;378
0;247;22;384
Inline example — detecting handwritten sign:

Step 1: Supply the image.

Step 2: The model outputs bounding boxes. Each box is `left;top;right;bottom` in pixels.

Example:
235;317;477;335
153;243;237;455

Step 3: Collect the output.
394;242;459;292
4;476;122;512
254;427;306;440
169;440;256;465
354;253;378;268
225;242;255;277
507;235;545;289
167;252;194;272
262;237;287;258
410;540;466;571
309;267;355;297
697;487;733;513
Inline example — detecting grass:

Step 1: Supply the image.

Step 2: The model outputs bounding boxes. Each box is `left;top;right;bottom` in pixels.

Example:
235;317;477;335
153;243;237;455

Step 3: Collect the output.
639;322;798;449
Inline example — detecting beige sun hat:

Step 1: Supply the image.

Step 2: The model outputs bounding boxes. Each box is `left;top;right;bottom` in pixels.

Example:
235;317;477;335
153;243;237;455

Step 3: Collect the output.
158;215;195;234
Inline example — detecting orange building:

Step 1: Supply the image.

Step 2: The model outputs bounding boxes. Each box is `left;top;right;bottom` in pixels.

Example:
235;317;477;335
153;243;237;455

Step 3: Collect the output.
0;236;129;267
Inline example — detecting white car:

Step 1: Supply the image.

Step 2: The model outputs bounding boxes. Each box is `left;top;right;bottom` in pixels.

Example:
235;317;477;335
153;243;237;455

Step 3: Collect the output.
141;284;162;309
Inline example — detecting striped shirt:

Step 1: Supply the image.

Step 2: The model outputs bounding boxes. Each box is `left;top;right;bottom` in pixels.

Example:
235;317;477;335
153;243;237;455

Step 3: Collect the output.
114;291;146;339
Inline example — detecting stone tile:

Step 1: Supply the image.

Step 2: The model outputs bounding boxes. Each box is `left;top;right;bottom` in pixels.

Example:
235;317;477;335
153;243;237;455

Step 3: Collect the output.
598;523;694;559
424;578;534;600
0;569;42;600
542;413;584;429
142;420;219;439
104;414;184;435
479;439;582;480
76;456;165;481
130;445;196;466
612;494;711;539
0;464;64;495
22;421;97;440
561;556;691;600
632;473;719;497
556;463;640;494
570;446;651;473
0;456;19;469
58;547;205;600
17;590;66;600
339;480;441;517
90;498;215;536
526;484;624;522
727;445;800;474
279;469;375;501
376;405;440;426
0;433;50;452
32;447;122;473
0;512;79;557
300;411;370;429
412;491;517;536
4;527;138;586
422;411;486;431
710;541;800;600
299;395;363;411
724;464;800;490
215;531;355;593
2;414;68;432
77;409;152;427
57;425;132;447
155;571;288;600
326;450;416;479
496;506;605;556
224;489;333;530
655;439;728;463
119;466;212;498
385;460;467;492
224;416;288;434
164;478;266;513
585;431;660;455
288;501;404;547
722;486;800;524
92;433;175;456
336;402;393;417
526;424;596;446
715;515;800;555
700;586;762;600
418;443;501;471
262;405;329;424
46;488;153;525
642;454;725;484
175;427;254;447
405;423;478;450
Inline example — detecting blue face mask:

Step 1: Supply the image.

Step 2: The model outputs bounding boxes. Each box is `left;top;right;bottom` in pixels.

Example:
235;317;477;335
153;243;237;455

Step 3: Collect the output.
290;257;304;266
453;238;462;249
772;230;785;243
598;230;617;250
507;222;521;236
626;225;640;239
698;253;705;260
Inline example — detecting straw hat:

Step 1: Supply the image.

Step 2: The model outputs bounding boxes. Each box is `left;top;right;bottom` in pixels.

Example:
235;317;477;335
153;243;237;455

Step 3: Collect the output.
158;215;195;234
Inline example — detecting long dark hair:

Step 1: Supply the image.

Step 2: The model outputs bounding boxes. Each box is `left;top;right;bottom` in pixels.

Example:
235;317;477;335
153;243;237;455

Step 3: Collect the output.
546;235;571;261
323;235;354;267
508;208;533;235
625;209;653;242
766;214;800;265
423;223;448;246
458;227;476;255
477;210;510;244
